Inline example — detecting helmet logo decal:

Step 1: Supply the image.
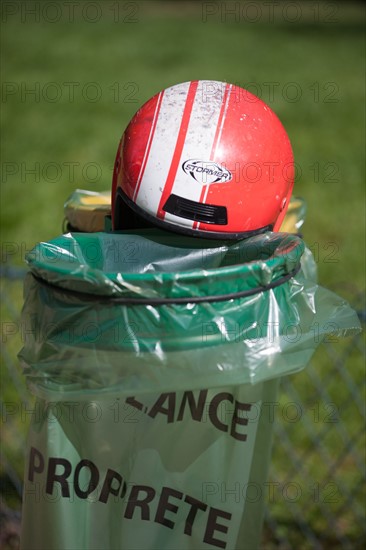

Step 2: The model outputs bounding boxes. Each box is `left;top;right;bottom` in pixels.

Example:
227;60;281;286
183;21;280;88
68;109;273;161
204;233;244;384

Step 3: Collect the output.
182;159;232;185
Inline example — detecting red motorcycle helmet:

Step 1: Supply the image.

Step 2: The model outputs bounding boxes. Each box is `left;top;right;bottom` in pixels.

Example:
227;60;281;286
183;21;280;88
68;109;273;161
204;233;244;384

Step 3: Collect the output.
112;80;294;239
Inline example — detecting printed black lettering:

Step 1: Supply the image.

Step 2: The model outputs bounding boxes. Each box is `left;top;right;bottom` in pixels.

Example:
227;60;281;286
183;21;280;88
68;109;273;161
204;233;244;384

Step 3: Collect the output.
177;390;208;422
120;481;128;499
203;507;232;549
26;448;234;546
125;396;144;411
230;400;251;441
148;393;176;423
208;393;234;433
124;485;156;520
28;446;44;482
155;486;183;529
184;495;208;535
74;459;99;499
99;468;123;503
46;457;72;497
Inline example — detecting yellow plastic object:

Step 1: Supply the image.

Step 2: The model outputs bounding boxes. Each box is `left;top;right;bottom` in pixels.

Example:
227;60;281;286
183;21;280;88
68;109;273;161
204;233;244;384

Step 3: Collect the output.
279;197;306;233
64;189;111;232
64;190;306;234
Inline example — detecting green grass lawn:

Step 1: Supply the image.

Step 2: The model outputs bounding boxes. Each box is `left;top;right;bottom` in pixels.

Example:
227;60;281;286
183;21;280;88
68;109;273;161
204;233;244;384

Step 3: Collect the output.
1;1;365;547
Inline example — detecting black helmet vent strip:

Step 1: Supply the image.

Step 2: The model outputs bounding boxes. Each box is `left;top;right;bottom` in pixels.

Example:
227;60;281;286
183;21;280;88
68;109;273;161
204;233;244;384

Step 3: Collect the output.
163;194;228;225
114;187;273;240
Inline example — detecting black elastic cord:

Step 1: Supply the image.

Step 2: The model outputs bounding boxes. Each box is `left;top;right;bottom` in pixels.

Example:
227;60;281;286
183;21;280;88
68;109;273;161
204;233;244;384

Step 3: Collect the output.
31;263;301;306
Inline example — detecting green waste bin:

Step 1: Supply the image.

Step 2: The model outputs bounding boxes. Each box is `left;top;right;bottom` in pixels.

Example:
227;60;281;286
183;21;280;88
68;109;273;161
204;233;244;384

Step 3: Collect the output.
19;230;360;550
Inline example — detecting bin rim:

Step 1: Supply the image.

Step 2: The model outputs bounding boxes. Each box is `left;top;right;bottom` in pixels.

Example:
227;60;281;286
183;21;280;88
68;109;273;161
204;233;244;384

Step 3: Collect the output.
29;263;301;305
25;230;305;303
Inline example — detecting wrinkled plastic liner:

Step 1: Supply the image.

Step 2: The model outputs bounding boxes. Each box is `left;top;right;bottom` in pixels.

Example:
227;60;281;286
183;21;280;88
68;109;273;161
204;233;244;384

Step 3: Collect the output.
19;229;361;550
30;264;301;305
19;230;361;396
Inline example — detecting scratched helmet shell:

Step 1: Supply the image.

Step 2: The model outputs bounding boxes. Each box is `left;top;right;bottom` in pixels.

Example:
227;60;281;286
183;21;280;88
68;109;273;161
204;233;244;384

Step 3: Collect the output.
111;80;294;239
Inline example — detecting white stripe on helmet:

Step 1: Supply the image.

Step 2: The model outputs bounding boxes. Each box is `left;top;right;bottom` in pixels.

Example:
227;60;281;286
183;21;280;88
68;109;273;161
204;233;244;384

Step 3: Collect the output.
134;82;190;215
136;81;229;228
164;80;226;228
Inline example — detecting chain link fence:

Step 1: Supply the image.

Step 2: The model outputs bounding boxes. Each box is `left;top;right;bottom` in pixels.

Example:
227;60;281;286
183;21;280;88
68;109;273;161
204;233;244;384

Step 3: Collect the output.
1;267;365;550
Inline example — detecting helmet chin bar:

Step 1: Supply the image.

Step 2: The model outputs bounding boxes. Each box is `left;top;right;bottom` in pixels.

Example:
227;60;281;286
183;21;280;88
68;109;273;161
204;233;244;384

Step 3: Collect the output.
114;188;153;231
113;188;273;240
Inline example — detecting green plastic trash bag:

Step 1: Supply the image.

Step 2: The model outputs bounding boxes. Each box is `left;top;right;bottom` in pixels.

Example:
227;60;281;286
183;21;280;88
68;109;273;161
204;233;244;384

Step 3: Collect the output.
19;230;360;550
